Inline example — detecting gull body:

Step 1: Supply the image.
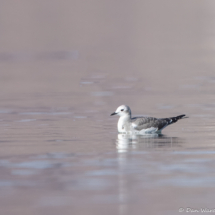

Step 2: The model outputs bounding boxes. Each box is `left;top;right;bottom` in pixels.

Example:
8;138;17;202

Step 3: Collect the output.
110;105;186;134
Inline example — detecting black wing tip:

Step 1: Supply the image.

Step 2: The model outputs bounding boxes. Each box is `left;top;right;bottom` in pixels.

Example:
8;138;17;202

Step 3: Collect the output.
167;114;187;125
177;114;187;119
176;114;186;119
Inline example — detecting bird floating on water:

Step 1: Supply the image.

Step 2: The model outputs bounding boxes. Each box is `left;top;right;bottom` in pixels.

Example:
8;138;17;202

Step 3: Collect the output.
110;105;186;134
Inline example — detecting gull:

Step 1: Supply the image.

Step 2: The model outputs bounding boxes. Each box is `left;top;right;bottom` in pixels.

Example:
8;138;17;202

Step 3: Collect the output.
110;105;186;134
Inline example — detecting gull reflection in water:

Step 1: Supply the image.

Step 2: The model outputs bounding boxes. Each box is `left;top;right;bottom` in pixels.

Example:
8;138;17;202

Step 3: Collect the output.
116;133;184;215
116;133;183;153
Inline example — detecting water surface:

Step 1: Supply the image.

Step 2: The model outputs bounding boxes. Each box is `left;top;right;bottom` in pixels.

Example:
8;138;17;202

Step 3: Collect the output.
1;1;215;215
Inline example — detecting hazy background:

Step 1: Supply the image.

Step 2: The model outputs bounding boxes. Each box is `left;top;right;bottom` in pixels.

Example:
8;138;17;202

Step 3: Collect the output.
0;1;215;215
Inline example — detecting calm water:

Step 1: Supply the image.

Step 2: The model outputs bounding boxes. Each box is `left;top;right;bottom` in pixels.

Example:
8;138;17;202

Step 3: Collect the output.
1;1;215;215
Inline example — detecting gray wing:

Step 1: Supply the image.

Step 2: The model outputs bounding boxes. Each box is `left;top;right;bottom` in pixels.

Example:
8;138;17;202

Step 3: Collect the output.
131;117;168;131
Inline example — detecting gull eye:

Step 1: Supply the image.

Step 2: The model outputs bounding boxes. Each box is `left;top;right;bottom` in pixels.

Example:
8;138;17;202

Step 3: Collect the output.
121;109;124;111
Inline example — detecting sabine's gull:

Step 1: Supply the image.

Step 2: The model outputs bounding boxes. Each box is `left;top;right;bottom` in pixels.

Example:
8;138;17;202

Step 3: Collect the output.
111;105;186;134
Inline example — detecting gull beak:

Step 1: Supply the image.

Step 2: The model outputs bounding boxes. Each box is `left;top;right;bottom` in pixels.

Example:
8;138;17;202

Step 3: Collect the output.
110;112;117;116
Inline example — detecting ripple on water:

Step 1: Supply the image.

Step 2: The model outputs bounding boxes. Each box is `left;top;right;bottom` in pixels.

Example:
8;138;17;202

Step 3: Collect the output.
0;159;69;170
16;119;36;122
11;170;36;176
91;91;113;96
20;112;72;115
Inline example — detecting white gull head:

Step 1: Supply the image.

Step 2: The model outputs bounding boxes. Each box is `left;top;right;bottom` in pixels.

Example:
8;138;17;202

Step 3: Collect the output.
110;105;132;133
110;105;131;118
